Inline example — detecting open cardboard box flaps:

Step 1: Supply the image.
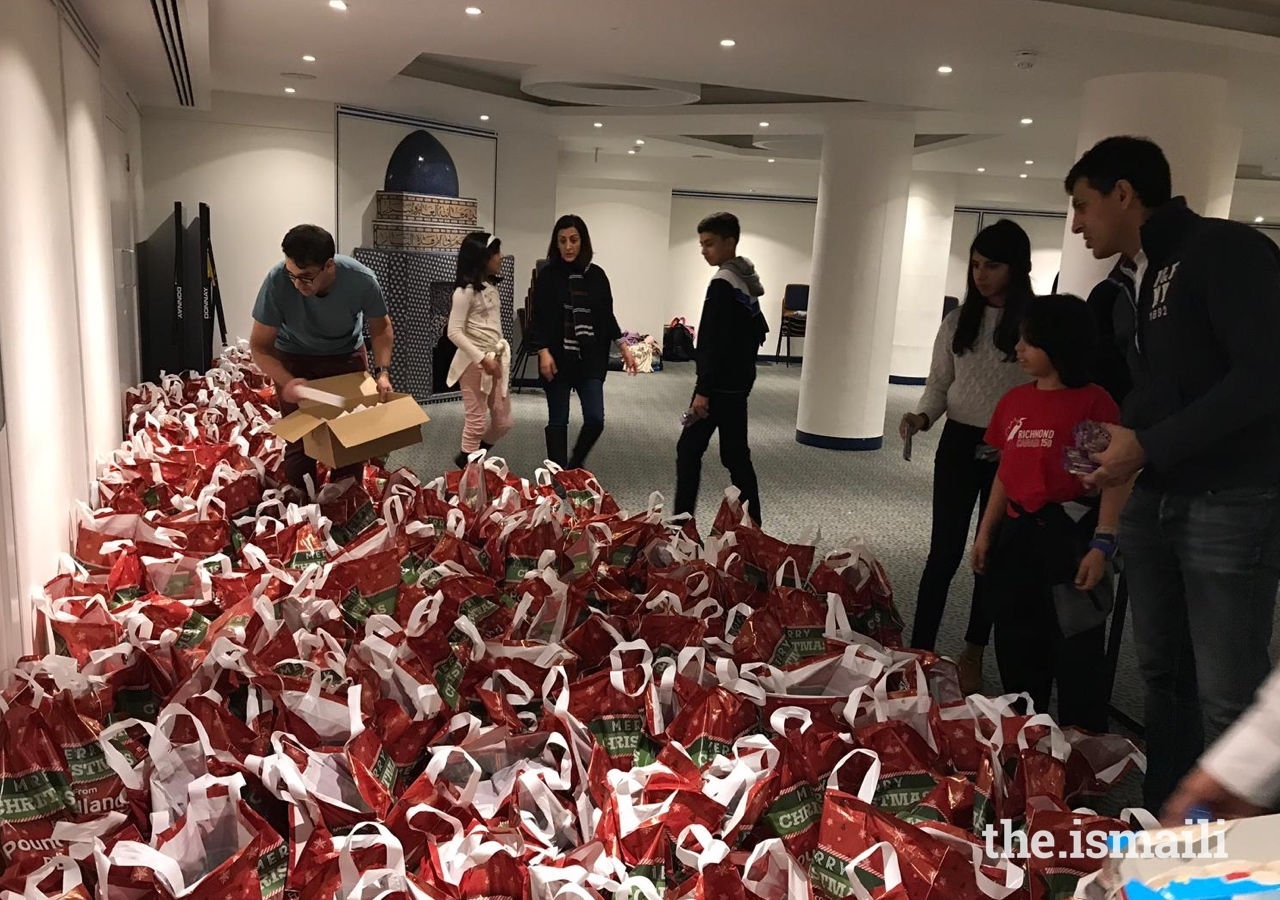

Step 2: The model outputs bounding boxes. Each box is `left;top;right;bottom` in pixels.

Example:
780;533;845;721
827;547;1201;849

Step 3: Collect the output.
268;372;428;468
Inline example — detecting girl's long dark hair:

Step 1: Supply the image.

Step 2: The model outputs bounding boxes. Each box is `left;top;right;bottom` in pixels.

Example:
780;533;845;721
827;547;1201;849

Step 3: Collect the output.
953;222;1035;360
455;232;500;290
545;214;594;267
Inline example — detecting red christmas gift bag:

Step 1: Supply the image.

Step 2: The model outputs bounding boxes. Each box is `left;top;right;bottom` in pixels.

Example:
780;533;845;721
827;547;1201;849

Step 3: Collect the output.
1021;798;1126;900
0;702;79;882
0;854;93;900
663;680;761;769
98;773;289;900
807;537;905;648
853;718;946;820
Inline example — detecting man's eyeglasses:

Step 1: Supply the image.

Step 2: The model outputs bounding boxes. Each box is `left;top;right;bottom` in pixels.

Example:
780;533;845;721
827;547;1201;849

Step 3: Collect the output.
286;268;321;285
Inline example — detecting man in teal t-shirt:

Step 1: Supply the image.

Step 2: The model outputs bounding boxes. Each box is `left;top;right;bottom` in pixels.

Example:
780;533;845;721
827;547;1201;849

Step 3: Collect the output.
250;224;396;490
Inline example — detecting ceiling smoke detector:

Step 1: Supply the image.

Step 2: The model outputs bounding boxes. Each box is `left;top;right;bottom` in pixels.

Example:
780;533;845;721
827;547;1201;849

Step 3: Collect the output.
1015;50;1039;70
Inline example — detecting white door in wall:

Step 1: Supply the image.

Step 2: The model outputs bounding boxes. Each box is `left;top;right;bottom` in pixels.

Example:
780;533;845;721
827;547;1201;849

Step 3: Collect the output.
105;117;140;389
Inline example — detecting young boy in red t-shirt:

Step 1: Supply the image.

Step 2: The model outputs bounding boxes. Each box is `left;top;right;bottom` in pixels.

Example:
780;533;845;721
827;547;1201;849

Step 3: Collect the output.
973;295;1132;731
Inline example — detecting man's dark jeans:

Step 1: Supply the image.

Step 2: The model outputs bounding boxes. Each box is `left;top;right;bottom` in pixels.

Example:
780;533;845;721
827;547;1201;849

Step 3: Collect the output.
1122;484;1280;810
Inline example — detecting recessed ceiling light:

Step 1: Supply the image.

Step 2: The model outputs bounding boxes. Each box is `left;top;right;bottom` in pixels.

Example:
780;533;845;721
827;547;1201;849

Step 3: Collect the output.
1025;160;1035;165
628;149;637;155
465;6;482;14
759;122;770;128
635;139;645;145
768;158;775;163
937;65;953;74
302;55;316;62
1256;216;1266;223
284;87;296;94
1020;117;1034;125
1020;173;1028;179
479;115;490;121
328;0;347;9
977;167;986;173
720;39;736;47
593;122;603;128
418;157;423;162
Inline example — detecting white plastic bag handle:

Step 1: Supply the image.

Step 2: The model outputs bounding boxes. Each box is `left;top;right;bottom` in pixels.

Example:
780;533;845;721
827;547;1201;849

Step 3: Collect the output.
826;747;881;803
673;824;730;872
426;746;482;808
842;841;902;900
769;705;813;736
337;821;406;892
97;719;157;791
825;590;854;637
1015;713;1070;761
920;825;1027;899
610;878;662;900
774;557;802;588
103;841;187;895
14;855;82;900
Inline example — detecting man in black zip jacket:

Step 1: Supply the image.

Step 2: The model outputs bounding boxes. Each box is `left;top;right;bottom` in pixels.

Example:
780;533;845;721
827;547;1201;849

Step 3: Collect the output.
1065;136;1280;812
674;212;769;526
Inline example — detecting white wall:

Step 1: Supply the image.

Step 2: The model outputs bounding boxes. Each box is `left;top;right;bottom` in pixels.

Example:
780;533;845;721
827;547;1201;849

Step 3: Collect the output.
893;174;957;379
142;93;337;341
668;196;816;357
62;20;121;468
336;113;497;256
496;131;559;340
946;212;1068;300
946;211;982;301
555;180;674;340
0;0;132;665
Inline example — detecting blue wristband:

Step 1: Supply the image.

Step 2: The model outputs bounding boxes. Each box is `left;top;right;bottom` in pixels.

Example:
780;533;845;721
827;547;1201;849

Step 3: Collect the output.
1089;534;1119;560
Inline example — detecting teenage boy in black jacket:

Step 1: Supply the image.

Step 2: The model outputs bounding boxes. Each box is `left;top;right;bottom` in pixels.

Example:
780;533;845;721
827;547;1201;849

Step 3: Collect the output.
1065;136;1280;812
674;212;769;526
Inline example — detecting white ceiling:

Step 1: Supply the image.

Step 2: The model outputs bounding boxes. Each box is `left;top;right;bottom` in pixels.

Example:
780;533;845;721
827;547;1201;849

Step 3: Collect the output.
77;0;1280;181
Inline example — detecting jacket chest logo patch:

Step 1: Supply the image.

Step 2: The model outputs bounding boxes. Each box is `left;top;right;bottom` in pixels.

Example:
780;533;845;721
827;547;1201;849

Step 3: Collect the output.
1149;262;1179;321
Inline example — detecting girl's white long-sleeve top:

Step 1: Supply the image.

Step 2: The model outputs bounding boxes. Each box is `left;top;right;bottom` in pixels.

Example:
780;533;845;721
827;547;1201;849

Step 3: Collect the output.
446;284;505;387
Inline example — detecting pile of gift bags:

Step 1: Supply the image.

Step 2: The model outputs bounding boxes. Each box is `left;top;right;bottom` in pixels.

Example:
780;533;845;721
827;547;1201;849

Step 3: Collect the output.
0;346;1146;899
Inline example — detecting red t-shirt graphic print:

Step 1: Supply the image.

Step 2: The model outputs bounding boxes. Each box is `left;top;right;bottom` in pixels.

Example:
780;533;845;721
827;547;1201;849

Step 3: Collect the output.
984;383;1120;514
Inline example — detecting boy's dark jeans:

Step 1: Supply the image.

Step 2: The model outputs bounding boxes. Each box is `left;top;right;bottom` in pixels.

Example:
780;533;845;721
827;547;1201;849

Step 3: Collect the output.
675;390;760;525
1121;484;1280;811
985;503;1108;732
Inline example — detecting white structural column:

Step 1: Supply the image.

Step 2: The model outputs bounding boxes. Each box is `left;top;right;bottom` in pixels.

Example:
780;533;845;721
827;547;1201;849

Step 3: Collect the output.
891;172;958;383
495;130;559;324
797;117;915;450
1057;73;1240;297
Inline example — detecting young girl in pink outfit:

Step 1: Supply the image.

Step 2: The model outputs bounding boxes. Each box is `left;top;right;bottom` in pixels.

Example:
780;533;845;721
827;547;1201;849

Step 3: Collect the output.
447;232;513;468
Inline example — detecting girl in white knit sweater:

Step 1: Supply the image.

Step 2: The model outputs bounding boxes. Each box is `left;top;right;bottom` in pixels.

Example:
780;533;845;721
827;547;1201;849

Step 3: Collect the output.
447;232;513;469
899;219;1035;693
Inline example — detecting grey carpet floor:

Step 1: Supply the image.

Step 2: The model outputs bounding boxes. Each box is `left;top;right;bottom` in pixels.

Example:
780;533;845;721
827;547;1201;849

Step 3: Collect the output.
389;361;1223;813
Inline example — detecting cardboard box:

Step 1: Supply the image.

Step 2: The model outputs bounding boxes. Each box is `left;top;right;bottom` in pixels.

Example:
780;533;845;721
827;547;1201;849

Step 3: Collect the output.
268;372;429;468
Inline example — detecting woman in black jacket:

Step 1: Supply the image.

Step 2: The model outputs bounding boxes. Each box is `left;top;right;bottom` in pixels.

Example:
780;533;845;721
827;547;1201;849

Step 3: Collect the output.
529;215;637;469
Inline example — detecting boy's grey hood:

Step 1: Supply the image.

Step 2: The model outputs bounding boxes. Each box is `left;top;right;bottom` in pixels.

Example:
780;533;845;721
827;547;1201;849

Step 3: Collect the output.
718;256;765;298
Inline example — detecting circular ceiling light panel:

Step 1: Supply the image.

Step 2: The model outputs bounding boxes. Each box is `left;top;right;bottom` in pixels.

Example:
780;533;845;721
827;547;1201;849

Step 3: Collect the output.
754;135;822;159
521;68;700;107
